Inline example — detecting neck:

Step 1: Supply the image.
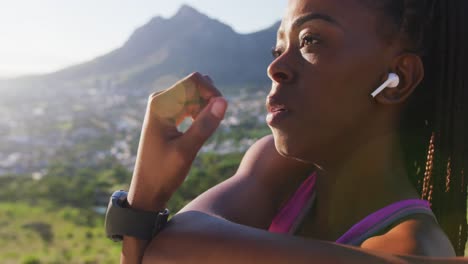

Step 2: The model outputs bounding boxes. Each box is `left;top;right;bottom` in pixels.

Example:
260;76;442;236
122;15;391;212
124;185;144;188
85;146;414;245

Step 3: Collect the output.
312;131;420;240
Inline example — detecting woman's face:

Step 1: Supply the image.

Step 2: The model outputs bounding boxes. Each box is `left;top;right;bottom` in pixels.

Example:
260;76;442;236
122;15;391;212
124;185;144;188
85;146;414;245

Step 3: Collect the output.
267;0;397;166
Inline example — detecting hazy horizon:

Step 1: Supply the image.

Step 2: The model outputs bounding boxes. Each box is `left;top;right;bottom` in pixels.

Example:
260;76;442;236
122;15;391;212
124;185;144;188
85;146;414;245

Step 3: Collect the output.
0;1;285;79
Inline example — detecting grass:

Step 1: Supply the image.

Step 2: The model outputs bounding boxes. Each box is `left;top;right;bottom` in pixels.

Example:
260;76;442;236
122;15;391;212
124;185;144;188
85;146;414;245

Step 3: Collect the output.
0;203;120;264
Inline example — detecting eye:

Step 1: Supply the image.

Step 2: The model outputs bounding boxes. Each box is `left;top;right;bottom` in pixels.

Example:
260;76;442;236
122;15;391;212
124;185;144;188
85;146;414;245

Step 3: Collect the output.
300;34;321;48
271;47;283;59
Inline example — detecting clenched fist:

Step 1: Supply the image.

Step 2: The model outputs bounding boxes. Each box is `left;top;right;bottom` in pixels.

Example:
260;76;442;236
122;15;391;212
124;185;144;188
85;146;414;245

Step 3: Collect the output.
127;72;228;211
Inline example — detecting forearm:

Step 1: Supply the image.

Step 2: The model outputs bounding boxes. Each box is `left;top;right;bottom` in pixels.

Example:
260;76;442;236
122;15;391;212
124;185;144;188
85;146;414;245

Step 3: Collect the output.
143;211;409;264
120;121;173;264
122;237;150;264
121;182;169;264
119;74;227;263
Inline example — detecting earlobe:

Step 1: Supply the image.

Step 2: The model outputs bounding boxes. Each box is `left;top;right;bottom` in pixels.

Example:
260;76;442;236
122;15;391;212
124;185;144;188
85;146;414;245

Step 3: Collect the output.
374;54;424;105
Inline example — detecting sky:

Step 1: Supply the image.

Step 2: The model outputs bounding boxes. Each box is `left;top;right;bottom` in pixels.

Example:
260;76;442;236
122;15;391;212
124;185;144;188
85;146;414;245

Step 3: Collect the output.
0;0;286;78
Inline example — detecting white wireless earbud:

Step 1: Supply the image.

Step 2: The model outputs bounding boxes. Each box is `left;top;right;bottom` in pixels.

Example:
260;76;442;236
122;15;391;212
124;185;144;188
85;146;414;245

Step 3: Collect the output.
371;73;400;98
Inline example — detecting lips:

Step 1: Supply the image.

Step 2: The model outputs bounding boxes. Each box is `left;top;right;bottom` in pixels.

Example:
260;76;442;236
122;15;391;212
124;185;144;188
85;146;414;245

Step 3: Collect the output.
266;96;291;114
268;105;288;114
266;95;291;126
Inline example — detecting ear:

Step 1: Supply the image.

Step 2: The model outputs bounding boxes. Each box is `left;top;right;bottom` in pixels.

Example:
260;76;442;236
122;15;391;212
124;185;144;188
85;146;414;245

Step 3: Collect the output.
374;53;424;105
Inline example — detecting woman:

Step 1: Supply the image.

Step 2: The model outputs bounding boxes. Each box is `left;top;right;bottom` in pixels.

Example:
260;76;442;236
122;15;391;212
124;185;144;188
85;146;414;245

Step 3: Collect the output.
121;0;468;263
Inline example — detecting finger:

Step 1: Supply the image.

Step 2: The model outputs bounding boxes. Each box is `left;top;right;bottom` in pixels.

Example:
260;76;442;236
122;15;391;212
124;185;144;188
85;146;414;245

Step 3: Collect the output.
148;84;191;127
189;72;222;100
147;73;221;128
165;72;221;121
203;75;214;85
179;97;227;153
145;90;183;138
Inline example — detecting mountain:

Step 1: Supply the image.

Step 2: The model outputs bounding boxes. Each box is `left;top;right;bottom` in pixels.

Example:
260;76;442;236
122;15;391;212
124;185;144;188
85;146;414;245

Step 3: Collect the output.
0;5;279;95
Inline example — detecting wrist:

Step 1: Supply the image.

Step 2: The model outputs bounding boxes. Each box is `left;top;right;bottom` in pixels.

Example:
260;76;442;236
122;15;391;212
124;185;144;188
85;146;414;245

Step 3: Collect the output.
128;169;177;212
105;190;170;242
127;186;171;212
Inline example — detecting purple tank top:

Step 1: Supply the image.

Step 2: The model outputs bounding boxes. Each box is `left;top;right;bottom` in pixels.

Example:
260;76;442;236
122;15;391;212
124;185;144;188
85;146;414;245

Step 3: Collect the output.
268;172;436;246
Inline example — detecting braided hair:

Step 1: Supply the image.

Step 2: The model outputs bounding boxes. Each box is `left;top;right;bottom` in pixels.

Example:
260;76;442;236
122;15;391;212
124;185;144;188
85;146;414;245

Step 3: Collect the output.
362;0;468;256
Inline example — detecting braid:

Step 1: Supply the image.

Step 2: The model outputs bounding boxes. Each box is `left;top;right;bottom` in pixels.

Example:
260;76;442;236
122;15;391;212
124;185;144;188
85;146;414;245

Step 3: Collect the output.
426;1;468;255
363;0;468;256
401;0;468;256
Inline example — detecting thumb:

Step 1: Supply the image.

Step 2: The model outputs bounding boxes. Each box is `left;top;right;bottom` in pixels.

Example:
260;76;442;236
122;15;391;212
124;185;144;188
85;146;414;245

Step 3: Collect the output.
180;97;227;152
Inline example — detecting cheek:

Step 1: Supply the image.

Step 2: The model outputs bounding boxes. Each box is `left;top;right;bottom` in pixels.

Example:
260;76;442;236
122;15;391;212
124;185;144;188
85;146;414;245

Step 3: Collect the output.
293;64;374;143
298;52;373;119
340;36;389;94
310;79;371;132
309;45;384;123
297;70;358;126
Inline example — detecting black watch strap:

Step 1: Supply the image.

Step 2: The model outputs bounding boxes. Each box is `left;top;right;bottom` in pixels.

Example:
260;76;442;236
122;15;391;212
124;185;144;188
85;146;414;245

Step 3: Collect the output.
105;191;170;242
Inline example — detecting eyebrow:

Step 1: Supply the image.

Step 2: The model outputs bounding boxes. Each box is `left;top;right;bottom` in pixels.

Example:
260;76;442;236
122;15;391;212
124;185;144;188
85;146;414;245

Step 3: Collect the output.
278;13;343;38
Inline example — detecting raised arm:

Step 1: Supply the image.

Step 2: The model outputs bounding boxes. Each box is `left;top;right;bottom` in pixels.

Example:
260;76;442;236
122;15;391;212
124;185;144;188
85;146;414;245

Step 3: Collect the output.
121;73;229;263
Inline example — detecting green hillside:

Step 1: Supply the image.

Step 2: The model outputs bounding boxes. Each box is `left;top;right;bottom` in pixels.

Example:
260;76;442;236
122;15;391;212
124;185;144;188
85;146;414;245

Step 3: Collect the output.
0;203;120;264
0;152;244;263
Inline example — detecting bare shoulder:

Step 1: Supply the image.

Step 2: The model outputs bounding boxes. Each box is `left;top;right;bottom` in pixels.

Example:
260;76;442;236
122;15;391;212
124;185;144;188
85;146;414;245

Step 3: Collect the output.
236;135;315;191
179;135;315;228
361;214;456;257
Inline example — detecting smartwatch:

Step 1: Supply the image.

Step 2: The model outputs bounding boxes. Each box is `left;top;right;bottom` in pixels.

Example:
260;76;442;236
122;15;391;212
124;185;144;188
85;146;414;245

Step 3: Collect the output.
104;190;170;242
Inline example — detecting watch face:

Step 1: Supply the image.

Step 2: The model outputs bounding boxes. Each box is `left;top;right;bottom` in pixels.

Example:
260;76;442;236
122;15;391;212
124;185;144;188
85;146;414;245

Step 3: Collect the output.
111;190;128;207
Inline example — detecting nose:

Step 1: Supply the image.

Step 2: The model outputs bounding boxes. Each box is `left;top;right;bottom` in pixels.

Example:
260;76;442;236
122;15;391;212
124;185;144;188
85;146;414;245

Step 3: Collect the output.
267;52;294;84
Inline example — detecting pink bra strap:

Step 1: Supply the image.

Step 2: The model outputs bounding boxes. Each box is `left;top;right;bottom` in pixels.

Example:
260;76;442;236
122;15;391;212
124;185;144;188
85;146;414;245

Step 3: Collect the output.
269;172;317;234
